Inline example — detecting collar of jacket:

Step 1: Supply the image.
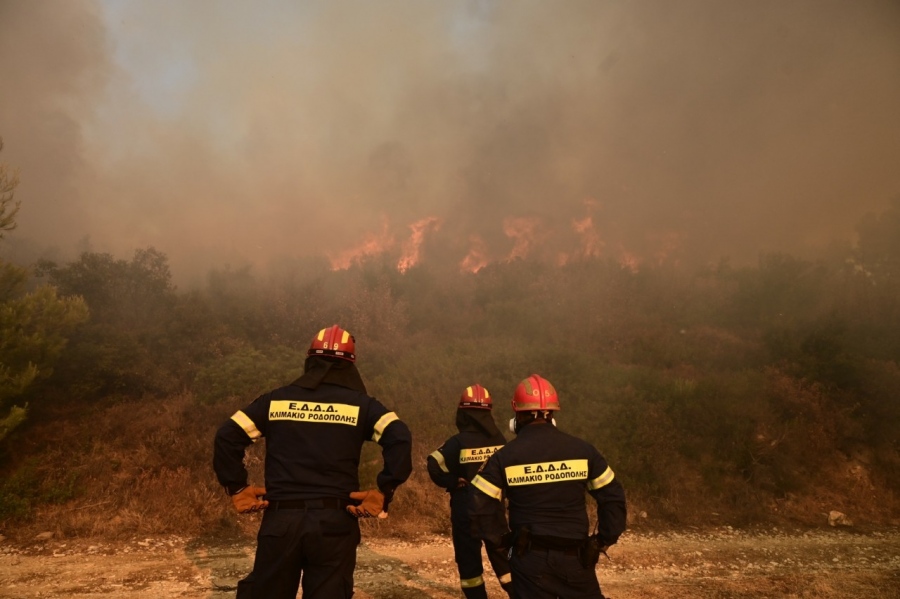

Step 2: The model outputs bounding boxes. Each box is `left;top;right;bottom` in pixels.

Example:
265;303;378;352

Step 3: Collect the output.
291;356;368;394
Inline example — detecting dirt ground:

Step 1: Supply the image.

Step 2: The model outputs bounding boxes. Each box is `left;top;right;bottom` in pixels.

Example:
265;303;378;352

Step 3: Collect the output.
1;526;898;598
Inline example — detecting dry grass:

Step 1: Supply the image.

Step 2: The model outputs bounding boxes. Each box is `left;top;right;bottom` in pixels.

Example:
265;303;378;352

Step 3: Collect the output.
3;393;237;540
1;390;897;543
1;393;456;542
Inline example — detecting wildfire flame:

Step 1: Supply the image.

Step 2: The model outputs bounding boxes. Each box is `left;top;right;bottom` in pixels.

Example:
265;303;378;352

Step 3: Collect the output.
460;234;490;273
328;217;395;270
326;203;683;274
503;216;541;261
617;247;641;272
557;199;605;265
572;214;604;259
397;217;441;273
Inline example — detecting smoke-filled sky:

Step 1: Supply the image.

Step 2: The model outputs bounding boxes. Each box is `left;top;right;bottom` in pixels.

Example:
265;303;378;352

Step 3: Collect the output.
2;0;899;281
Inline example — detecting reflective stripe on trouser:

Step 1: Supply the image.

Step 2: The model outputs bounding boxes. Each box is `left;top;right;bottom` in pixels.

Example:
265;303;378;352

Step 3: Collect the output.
236;507;361;599
451;503;513;597
510;548;603;599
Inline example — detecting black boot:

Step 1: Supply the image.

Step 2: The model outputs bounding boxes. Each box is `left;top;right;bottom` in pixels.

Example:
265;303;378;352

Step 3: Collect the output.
500;580;518;599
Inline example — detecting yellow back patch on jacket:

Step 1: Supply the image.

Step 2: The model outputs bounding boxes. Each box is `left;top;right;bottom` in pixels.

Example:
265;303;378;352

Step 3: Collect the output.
459;446;502;464
505;459;588;486
269;400;359;426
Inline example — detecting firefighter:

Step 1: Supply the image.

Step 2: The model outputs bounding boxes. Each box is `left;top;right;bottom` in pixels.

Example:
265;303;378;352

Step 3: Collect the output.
469;374;626;599
213;325;413;599
427;384;517;599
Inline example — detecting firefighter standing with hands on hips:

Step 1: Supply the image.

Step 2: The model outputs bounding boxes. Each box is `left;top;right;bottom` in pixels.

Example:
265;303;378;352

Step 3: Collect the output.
427;384;517;599
469;374;626;599
213;325;413;599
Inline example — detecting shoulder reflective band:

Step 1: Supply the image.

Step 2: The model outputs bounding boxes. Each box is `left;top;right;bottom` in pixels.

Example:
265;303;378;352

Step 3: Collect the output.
460;575;485;588
471;474;502;500
231;411;261;441
587;466;615;490
372;412;399;442
505;459;588;486
269;401;359;426
459;445;502;464
430;450;450;473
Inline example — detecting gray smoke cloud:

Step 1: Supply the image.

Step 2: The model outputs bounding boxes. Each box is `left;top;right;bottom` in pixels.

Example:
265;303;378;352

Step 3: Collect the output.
2;0;899;281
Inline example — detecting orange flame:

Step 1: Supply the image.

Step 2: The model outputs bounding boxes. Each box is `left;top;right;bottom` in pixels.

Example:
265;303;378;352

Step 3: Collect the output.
617;246;641;272
460;235;490;273
503;216;541;261
397;217;441;273
557;199;605;265
328;218;395;270
324;199;681;274
572;215;604;259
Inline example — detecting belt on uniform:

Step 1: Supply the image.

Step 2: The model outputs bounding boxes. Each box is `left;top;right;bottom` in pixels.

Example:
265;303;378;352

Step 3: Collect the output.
528;536;583;556
530;543;581;556
268;498;348;510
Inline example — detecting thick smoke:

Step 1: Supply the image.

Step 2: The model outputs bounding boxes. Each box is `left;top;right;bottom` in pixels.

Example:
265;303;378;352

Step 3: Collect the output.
0;0;110;256
2;0;899;281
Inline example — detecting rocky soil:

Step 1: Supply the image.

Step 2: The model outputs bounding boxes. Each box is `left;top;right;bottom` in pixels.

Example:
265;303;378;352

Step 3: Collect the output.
1;526;898;598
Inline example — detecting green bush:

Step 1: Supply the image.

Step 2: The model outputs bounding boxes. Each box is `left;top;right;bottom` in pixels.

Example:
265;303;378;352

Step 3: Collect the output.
193;346;306;404
0;458;78;521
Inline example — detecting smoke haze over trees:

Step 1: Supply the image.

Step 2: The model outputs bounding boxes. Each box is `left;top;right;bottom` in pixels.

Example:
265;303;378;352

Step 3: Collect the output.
1;198;899;528
1;0;900;281
1;1;899;536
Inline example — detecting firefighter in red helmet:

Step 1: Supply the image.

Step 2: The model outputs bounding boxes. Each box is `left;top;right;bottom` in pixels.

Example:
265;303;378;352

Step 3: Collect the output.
469;375;626;599
214;325;413;599
427;384;517;599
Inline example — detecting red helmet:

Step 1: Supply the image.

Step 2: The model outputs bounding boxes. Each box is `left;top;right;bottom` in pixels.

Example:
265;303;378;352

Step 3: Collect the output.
512;374;560;412
459;384;492;409
307;325;356;362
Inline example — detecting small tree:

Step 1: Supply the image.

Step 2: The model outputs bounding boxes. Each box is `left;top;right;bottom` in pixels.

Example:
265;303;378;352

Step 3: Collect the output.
35;248;191;398
0;138;21;239
0;138;89;441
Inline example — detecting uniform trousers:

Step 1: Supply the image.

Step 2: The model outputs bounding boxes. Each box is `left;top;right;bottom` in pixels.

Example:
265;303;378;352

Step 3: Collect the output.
452;509;513;599
236;504;360;599
509;547;603;599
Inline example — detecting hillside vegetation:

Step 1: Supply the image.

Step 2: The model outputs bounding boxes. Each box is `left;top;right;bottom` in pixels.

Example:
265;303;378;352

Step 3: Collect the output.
1;201;899;540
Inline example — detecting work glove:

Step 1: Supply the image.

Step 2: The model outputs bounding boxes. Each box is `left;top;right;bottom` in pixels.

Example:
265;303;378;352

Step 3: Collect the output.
231;485;269;514
347;489;384;518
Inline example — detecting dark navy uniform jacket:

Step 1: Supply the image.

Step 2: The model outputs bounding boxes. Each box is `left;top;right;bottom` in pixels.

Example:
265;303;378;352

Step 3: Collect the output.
427;417;507;516
471;421;626;545
428;433;505;488
214;382;412;501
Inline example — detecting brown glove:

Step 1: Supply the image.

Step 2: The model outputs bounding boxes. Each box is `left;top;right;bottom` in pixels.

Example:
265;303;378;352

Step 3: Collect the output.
347;489;384;518
231;486;269;514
